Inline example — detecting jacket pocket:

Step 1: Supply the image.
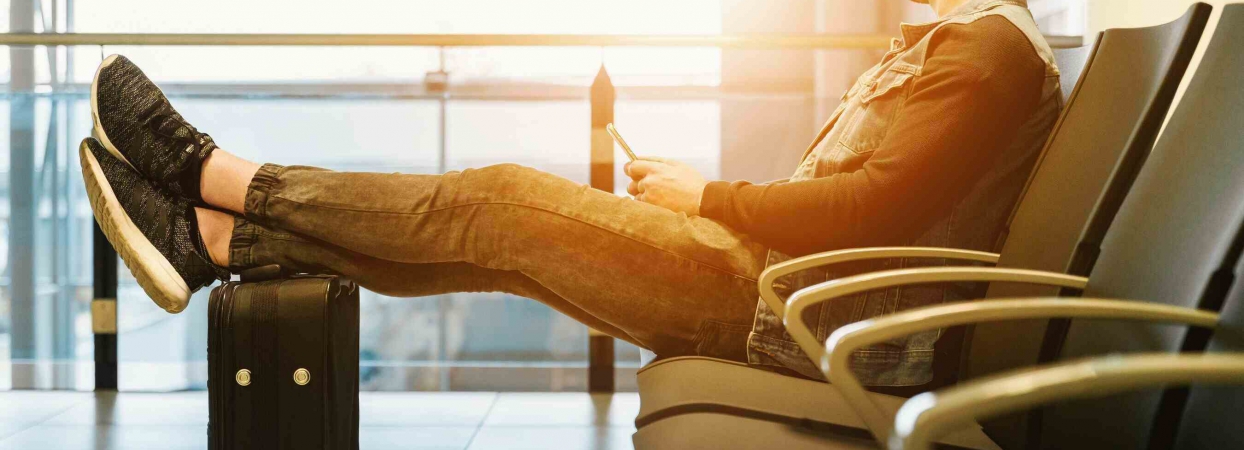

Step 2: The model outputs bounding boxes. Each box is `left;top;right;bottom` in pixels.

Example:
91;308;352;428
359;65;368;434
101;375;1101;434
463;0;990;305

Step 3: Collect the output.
837;68;917;156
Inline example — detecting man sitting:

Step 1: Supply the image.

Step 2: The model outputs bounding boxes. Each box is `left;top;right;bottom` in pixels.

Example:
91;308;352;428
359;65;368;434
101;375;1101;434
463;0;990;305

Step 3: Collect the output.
82;0;1059;386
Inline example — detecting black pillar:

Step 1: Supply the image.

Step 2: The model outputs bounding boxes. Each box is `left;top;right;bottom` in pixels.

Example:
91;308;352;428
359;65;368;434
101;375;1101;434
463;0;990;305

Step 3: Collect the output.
93;224;119;390
587;65;616;393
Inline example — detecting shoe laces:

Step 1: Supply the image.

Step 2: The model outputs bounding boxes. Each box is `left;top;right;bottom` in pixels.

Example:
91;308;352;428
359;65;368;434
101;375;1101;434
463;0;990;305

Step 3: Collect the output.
140;101;217;158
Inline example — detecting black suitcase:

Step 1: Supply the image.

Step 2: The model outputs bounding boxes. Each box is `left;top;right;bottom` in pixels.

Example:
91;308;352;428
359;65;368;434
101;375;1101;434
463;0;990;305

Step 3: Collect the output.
208;265;360;450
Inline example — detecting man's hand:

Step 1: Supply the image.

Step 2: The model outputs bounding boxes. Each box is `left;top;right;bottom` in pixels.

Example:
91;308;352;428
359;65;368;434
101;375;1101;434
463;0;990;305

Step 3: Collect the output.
624;157;708;216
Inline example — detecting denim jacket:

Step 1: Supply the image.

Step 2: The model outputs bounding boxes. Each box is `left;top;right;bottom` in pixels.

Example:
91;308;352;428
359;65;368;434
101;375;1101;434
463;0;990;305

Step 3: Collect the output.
746;0;1063;385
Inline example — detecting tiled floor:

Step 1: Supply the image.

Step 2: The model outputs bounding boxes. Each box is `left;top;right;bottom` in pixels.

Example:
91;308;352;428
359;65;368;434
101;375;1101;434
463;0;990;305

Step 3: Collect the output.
0;391;640;450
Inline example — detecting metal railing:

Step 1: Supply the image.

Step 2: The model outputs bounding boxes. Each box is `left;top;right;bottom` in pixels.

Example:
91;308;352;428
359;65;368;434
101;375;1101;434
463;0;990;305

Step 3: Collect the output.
0;32;1084;49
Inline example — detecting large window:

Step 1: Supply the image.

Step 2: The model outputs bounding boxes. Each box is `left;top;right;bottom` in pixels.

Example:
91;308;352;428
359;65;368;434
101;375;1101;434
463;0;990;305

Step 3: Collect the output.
1030;0;1088;35
2;0;1084;392
2;0;725;392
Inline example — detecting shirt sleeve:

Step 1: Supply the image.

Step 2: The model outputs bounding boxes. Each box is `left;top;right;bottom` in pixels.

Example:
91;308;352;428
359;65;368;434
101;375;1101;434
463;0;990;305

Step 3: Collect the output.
699;16;1048;257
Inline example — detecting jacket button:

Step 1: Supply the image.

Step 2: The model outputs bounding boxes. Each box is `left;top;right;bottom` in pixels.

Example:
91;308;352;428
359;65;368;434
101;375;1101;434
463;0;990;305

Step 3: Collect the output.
293;368;311;386
235;369;251;387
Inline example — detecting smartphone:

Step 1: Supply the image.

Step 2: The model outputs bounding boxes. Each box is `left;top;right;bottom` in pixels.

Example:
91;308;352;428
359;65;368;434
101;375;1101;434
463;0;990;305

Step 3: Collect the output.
606;123;639;162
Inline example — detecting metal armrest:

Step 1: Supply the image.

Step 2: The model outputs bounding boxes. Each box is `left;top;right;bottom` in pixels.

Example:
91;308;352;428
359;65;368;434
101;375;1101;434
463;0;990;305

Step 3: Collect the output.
892;353;1244;450
819;298;1218;443
783;267;1088;374
758;247;1000;321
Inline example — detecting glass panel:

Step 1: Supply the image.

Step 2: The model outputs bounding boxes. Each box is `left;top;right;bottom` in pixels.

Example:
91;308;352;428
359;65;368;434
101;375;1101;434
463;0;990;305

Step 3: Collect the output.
1030;0;1088;35
69;46;442;84
446;100;589;181
72;0;721;34
62;45;720;89
69;0;723;85
114;96;441;391
172;98;442;171
604;47;722;87
1;54;766;392
441;47;721;86
1;90;97;390
613;99;721;194
0;95;8;390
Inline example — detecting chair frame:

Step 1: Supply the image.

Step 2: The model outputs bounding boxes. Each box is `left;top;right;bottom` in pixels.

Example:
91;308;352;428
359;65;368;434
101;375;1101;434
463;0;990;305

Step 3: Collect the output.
757;247;1002;322
891;353;1244;450
804;295;1219;443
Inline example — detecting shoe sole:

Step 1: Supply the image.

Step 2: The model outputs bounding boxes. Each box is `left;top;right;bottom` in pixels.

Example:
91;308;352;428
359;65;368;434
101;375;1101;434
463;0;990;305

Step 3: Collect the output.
91;54;138;172
80;140;191;313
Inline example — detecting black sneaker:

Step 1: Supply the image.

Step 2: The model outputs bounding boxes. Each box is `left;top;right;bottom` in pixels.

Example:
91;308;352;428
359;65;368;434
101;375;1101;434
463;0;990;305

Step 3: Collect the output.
91;54;216;204
80;138;229;313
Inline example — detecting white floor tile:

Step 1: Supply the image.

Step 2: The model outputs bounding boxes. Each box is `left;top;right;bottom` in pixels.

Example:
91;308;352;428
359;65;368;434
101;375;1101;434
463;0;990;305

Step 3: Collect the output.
484;393;639;428
43;392;208;426
0;391;645;450
361;426;477;450
0;391;91;440
468;426;634;450
0;425;205;450
360;392;497;426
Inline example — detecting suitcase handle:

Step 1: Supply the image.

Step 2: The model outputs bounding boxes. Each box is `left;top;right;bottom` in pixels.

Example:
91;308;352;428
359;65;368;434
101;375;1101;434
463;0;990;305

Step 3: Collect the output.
239;265;289;282
238;266;356;296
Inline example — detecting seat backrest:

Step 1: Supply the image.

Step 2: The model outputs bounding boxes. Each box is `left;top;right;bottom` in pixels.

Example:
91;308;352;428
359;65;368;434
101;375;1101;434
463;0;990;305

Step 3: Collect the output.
1172;234;1244;448
1163;9;1244;450
1175;237;1244;449
1040;5;1244;448
965;3;1211;384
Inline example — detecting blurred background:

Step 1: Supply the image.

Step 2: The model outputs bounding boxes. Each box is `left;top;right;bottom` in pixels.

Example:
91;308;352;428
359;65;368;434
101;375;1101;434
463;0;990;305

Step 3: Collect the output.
0;0;1087;392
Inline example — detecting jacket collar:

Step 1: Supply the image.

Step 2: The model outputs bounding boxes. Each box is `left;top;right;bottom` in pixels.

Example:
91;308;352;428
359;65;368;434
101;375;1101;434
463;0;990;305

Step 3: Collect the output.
899;0;1028;47
947;0;1027;17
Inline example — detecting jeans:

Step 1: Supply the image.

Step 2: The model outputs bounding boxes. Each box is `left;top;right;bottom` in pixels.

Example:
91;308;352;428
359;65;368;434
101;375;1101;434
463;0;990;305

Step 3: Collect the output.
228;163;769;362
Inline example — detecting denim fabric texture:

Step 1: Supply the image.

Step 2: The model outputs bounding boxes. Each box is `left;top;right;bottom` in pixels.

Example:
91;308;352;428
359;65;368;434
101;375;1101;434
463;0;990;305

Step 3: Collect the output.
747;0;1065;384
232;163;767;362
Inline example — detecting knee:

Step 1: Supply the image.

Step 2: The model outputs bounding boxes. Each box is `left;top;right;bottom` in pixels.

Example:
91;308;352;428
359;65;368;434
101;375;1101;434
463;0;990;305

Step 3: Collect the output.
462;163;539;191
481;163;536;179
459;163;581;206
470;163;567;194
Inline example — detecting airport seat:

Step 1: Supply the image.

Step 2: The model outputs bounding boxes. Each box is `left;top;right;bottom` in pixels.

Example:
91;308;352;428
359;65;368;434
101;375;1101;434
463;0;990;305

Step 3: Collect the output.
890;352;1244;450
632;5;1211;449
804;5;1244;448
1171;251;1244;449
888;220;1244;450
633;356;997;450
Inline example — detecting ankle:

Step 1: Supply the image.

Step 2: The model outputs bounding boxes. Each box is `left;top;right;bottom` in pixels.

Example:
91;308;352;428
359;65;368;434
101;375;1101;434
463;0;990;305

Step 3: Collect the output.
200;150;261;215
195;207;234;267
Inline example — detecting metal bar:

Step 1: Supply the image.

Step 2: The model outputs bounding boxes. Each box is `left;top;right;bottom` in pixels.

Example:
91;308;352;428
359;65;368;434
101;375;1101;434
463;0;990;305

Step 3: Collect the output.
0;32;1086;49
9;0;39;389
32;0;57;82
43;0;73;388
435;50;451;392
0;82;812;101
46;97;72;364
436;47;448;173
